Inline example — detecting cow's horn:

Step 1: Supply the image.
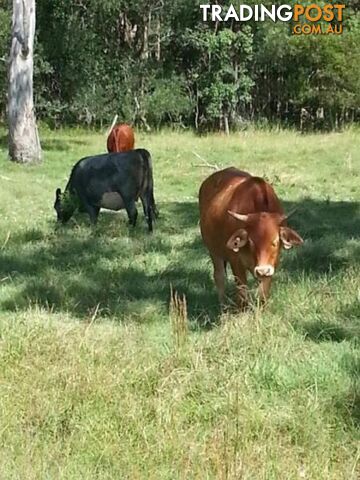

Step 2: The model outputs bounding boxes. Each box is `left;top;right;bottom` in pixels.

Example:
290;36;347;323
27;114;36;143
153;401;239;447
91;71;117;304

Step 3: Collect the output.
228;211;249;222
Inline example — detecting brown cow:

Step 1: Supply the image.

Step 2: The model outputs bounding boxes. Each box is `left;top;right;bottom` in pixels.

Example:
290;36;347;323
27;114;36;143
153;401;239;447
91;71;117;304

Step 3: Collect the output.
107;123;135;153
199;167;304;308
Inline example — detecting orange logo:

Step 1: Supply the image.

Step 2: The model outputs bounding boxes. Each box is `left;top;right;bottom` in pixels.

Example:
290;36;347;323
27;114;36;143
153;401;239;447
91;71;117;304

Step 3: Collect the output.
293;3;345;35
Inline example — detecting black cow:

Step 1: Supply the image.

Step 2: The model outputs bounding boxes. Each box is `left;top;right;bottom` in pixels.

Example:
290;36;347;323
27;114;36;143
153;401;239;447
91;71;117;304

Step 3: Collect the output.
54;149;158;232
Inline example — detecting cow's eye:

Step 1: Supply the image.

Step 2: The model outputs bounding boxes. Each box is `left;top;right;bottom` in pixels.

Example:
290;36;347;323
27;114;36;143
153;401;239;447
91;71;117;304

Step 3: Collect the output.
272;239;279;247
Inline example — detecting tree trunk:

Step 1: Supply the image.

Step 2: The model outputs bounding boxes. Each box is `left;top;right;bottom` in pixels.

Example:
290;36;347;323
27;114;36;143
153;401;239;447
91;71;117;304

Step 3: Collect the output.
8;0;41;164
224;114;230;136
155;16;161;62
141;12;150;60
194;84;199;131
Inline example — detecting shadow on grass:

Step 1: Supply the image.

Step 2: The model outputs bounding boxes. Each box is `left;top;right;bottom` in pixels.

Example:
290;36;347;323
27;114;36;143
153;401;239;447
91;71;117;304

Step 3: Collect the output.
336;351;360;428
0;134;7;149
41;138;89;152
1;135;89;153
0;202;220;327
282;198;360;275
333;387;360;429
298;321;357;343
0;198;359;328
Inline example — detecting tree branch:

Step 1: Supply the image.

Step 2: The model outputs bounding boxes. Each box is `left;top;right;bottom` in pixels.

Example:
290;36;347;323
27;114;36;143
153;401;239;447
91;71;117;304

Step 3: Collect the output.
192;151;219;171
106;114;118;137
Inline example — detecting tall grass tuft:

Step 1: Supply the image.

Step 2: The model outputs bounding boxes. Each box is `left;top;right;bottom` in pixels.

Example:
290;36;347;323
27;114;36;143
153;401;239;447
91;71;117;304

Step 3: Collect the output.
169;284;189;350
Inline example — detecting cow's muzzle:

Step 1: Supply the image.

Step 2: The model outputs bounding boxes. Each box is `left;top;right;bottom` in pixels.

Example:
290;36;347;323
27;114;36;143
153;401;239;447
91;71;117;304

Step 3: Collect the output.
254;265;275;278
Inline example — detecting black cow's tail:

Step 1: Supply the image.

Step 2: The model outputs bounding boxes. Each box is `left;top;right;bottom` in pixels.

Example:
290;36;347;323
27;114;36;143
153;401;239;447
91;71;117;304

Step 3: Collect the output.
140;149;159;231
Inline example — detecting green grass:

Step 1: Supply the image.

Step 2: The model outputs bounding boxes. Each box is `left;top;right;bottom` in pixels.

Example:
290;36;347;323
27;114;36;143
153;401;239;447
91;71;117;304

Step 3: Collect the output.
0;126;359;479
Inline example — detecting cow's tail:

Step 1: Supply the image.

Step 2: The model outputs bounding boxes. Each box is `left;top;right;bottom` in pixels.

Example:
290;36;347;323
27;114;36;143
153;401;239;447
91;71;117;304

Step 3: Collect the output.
140;149;159;230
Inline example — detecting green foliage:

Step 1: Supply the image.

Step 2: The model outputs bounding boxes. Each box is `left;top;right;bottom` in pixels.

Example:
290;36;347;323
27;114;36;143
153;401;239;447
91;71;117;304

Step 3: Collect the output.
145;76;194;127
184;26;253;129
252;15;360;129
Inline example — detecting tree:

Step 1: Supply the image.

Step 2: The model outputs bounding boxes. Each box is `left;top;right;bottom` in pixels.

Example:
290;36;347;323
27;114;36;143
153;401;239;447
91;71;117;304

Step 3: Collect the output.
8;0;41;164
2;0;358;131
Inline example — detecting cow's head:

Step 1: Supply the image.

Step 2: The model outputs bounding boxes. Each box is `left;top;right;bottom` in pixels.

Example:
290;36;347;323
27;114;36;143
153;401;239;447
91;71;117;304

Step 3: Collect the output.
226;210;303;279
54;188;75;224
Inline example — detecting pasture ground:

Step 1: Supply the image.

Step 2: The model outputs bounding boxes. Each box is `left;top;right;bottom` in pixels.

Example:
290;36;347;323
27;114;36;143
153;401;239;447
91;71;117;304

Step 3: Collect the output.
0;127;359;479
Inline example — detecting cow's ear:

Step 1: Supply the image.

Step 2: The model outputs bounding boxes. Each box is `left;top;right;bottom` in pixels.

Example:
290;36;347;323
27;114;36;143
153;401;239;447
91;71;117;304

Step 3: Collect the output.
56;188;62;200
226;229;248;253
280;227;304;250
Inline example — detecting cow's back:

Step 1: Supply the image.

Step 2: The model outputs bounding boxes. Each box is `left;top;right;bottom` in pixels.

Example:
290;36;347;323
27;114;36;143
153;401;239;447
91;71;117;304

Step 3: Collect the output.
199;168;250;223
107;124;135;153
68;150;147;196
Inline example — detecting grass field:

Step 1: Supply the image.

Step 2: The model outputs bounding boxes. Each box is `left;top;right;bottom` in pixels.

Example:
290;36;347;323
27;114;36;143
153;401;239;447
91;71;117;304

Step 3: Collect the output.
0;127;359;479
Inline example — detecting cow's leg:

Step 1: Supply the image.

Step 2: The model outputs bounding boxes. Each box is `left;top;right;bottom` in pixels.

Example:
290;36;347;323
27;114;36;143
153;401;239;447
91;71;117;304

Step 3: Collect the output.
85;204;100;225
78;199;99;225
124;199;138;227
76;191;100;224
211;255;226;305
229;261;248;309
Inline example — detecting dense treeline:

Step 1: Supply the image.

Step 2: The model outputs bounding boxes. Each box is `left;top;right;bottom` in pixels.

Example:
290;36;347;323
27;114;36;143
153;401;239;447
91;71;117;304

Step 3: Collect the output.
0;0;360;131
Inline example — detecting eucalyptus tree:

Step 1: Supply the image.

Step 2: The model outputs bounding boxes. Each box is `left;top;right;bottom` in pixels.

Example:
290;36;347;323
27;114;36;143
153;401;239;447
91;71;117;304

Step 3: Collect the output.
8;0;41;163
